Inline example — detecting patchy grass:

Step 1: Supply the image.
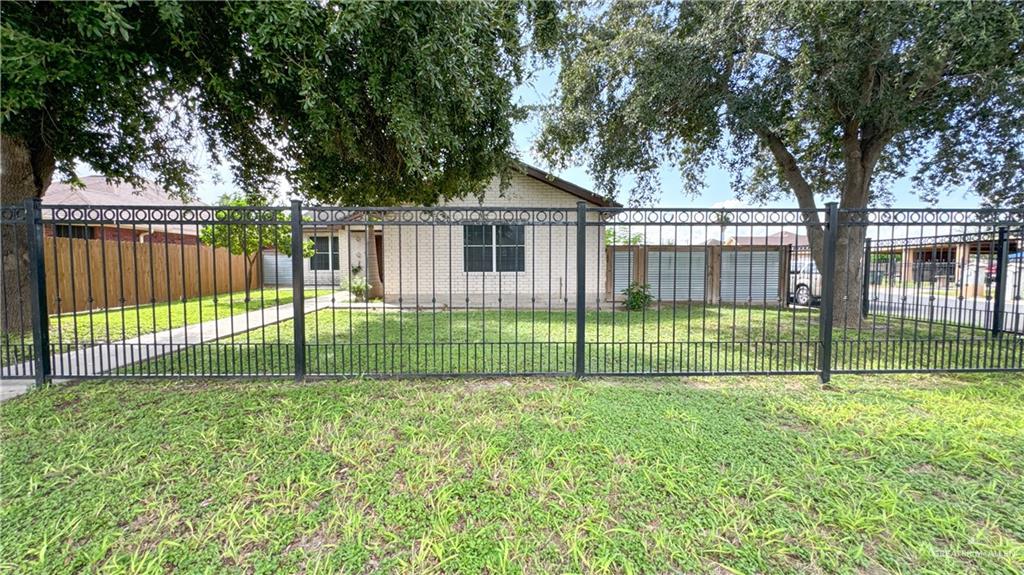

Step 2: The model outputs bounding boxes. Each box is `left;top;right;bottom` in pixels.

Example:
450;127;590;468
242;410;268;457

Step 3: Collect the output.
132;306;1021;376
2;373;1022;573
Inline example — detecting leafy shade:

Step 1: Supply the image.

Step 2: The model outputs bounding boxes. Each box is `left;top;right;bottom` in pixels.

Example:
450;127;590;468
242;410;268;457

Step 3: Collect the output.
538;1;1023;209
1;1;544;205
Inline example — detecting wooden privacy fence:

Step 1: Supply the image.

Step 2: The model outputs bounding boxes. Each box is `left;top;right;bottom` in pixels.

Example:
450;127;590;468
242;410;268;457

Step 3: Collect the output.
44;237;261;314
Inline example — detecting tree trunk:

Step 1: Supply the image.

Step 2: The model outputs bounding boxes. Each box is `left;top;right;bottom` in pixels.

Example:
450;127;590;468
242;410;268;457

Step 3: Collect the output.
246;253;260;299
830;222;868;327
758;126;879;329
365;224;383;300
1;134;54;341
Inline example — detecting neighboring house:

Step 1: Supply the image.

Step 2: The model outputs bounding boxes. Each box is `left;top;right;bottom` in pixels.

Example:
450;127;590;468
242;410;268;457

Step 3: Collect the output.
263;165;618;307
42;176;202;244
870;231;1022;298
728;231;808;247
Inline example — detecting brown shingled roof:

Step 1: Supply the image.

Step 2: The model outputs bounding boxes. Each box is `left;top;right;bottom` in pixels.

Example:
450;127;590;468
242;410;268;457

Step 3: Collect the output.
42;176;203;237
42;176;201;207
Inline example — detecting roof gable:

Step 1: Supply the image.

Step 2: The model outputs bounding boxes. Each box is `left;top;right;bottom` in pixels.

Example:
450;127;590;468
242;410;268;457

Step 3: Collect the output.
519;164;620;207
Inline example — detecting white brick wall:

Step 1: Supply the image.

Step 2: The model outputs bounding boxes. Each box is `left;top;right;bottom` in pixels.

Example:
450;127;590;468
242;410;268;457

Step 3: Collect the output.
380;173;607;307
300;227;367;289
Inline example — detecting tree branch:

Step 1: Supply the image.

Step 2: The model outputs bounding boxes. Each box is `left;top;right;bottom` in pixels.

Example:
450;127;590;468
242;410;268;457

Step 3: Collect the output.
754;127;827;268
754;129;820;215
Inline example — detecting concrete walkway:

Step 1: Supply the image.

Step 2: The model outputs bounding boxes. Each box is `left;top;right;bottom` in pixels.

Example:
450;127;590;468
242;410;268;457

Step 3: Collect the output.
0;291;347;400
0;380;33;402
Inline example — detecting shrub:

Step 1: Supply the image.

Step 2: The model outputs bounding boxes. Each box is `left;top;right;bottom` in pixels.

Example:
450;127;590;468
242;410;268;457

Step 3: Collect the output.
622;281;653;311
347;275;369;301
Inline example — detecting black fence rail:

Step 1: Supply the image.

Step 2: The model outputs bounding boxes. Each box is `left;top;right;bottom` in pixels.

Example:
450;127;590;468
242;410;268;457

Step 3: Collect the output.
1;199;1021;386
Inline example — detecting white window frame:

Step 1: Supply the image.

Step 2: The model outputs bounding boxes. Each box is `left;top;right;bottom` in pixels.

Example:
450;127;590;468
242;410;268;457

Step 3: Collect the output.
309;235;340;271
463;224;525;273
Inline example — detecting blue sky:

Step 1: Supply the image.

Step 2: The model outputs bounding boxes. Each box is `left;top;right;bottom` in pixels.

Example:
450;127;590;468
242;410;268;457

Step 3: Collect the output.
84;61;983;210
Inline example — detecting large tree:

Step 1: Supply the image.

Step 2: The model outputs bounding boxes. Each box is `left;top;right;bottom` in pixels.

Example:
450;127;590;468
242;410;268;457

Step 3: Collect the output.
1;0;551;329
538;1;1023;323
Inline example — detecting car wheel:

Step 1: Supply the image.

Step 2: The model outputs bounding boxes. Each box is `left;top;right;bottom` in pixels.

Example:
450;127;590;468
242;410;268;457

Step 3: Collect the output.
795;285;811;306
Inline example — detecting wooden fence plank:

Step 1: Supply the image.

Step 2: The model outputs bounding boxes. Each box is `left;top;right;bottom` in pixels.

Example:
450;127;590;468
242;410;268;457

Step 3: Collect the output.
43;237;261;315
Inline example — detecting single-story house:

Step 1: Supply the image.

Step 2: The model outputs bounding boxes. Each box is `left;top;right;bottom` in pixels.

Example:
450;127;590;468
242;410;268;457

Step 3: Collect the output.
42;176;202;244
869;231;1021;297
728;231;808;247
264;164;800;308
263;164;619;307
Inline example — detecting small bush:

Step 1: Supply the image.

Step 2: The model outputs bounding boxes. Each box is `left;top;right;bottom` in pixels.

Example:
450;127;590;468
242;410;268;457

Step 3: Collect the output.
347;275;369;301
622;281;653;311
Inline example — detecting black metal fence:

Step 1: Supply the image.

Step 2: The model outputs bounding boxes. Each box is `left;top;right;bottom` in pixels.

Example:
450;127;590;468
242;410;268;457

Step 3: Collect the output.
1;199;1021;386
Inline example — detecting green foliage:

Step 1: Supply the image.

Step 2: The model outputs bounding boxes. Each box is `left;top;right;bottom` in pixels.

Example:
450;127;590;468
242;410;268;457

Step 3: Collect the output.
539;1;1023;208
622;281;653;311
604;228;644;245
197;194;308;259
130;306;1016;375
346;275;369;302
0;288;331;368
1;1;544;203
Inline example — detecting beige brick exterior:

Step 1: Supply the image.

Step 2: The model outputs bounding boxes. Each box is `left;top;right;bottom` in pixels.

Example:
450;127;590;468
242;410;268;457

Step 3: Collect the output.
264;228;367;288
306;227;366;288
379;173;607;308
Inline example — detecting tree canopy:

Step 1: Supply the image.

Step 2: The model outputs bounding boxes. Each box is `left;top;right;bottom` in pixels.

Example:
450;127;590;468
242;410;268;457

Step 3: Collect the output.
1;0;555;205
538;1;1023;209
538;0;1022;324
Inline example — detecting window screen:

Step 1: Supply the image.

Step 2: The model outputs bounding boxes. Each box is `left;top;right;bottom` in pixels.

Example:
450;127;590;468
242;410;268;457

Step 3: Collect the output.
495;224;525;272
463;225;493;272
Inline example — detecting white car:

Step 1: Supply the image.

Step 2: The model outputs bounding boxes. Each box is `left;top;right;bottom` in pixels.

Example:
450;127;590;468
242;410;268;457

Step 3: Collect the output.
789;260;822;306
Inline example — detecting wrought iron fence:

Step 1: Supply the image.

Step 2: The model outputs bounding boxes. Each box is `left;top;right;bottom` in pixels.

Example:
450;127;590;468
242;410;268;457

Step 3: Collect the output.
1;199;1021;386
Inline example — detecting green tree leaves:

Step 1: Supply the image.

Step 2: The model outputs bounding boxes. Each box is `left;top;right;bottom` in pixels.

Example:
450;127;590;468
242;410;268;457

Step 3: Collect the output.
539;1;1023;209
1;1;541;205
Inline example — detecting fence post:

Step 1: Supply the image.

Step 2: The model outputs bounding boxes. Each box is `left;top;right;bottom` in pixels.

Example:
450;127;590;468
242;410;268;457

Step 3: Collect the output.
290;200;306;380
991;227;1008;337
24;198;50;387
575;201;587;377
861;237;872;318
818;202;839;385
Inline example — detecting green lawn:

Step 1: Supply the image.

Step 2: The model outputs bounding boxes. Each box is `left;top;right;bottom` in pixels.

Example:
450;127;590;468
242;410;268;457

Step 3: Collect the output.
2;374;1022;573
0;288;331;367
132;306;1021;376
51;287;331;343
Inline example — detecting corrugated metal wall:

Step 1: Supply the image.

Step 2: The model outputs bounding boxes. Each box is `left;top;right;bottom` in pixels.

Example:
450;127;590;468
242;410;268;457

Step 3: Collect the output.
262;250;293;285
613;250;635;296
646;250;706;301
720;251;780;303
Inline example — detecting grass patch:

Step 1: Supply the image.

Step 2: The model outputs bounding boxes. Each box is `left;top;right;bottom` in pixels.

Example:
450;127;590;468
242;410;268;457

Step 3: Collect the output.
1;373;1022;573
0;288;332;367
131;306;1022;376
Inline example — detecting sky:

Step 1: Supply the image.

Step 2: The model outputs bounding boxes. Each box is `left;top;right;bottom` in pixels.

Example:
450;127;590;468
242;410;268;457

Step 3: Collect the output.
81;60;985;211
